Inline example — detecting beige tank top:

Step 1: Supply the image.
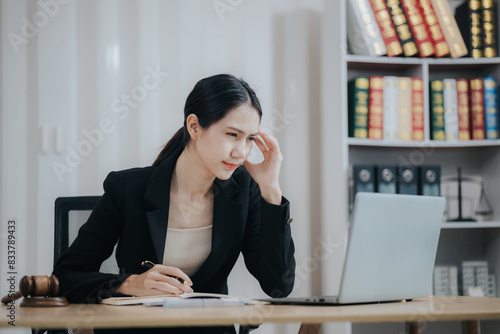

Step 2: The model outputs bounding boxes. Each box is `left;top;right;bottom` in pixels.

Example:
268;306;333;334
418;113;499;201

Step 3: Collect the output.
162;225;213;276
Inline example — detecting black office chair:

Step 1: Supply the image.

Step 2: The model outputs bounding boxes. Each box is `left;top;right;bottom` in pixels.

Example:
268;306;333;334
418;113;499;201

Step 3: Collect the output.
49;196;258;334
54;196;119;274
35;196;110;334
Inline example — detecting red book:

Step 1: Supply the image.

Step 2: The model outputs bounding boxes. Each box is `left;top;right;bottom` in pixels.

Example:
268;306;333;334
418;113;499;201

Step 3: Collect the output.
470;78;486;140
411;78;424;140
369;0;403;57
457;79;471;140
368;76;384;139
417;0;450;58
401;0;435;57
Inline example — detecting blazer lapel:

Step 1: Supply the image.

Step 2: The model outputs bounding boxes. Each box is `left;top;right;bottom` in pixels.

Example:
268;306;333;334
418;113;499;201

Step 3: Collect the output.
143;148;182;263
143;147;244;286
191;177;243;289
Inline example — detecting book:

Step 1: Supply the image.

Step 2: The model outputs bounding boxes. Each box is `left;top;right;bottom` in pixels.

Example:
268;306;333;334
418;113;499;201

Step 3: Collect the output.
430;79;446;140
368;76;384;139
101;292;236;306
398;77;413;140
482;0;498;57
412;78;424;140
457;78;471;140
162;298;245;308
383;76;399;140
470;78;487;139
443;78;459;141
461;261;489;296
419;165;441;196
434;265;458;296
484;77;499;139
401;0;435;57
369;0;404;56
455;0;484;58
348;77;370;138
376;165;397;193
431;0;468;58
419;0;451;57
347;0;387;56
397;165;419;195
488;274;497;297
385;0;419;57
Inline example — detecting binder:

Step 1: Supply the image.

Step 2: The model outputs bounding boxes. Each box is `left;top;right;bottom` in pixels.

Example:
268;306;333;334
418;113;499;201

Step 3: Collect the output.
397;166;419;195
353;165;376;194
377;165;397;194
419;165;441;196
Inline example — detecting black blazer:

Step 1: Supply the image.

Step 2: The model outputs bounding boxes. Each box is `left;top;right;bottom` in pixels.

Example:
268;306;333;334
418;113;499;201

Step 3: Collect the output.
53;147;295;304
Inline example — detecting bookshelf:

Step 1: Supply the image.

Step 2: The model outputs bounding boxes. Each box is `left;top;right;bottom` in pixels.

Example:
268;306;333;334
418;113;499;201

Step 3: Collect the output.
327;0;500;333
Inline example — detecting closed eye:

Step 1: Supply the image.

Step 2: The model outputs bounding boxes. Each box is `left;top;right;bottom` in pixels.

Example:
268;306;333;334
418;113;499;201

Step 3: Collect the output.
227;133;238;138
247;137;256;142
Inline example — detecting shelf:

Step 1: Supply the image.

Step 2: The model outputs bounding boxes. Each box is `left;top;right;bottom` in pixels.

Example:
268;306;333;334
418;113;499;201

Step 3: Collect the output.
347;138;500;148
345;54;500;66
346;55;423;65
441;221;500;229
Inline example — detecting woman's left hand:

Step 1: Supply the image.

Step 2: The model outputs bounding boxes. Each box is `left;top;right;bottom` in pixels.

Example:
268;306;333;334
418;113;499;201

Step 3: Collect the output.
243;129;283;205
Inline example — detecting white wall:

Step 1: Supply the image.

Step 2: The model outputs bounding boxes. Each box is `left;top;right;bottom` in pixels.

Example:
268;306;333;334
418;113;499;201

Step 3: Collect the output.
0;1;346;333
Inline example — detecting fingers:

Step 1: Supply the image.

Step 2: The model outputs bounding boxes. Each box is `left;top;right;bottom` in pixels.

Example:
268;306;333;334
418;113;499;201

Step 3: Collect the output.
146;265;193;294
155;265;193;286
257;130;281;153
253;135;269;153
257;130;283;162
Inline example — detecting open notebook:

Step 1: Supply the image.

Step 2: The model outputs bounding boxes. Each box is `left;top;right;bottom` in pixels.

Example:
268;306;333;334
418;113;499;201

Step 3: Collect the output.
101;292;234;306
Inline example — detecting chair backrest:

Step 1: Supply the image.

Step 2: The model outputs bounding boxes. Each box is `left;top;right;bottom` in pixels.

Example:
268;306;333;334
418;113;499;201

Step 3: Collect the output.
54;196;119;274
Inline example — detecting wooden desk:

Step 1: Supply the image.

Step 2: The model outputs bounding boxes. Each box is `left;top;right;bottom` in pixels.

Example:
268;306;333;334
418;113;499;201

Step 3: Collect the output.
2;296;500;333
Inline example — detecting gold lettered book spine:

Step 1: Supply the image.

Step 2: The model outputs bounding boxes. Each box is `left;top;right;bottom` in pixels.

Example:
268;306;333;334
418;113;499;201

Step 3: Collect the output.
348;77;370;139
398;77;413;140
470;78;486;140
385;0;419;57
369;0;404;56
455;0;484;58
430;80;446;140
456;79;471;140
431;0;468;58
482;0;498;57
368;76;384;139
401;0;435;57
347;0;388;56
419;0;450;57
412;78;424;141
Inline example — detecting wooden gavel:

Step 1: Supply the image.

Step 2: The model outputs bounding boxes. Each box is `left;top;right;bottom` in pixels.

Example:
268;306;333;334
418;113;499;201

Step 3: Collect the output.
1;275;68;307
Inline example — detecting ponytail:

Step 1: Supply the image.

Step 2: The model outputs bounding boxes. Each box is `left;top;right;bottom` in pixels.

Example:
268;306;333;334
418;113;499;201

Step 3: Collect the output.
152;127;188;167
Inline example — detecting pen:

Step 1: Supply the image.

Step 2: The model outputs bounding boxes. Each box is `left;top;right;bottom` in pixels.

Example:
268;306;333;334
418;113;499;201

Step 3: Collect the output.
141;260;191;286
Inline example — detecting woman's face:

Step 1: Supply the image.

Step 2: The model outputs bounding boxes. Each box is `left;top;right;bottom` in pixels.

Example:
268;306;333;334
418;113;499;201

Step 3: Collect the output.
195;103;260;180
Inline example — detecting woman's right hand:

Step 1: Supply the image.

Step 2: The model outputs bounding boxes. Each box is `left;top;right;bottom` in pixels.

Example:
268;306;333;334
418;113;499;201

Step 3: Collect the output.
116;265;193;296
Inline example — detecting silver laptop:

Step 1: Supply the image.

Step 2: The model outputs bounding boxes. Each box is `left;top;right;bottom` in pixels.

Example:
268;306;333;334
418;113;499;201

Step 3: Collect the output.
264;192;446;305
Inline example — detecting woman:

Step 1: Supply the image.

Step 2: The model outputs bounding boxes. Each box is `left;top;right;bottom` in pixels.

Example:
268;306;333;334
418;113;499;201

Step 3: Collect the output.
53;74;296;333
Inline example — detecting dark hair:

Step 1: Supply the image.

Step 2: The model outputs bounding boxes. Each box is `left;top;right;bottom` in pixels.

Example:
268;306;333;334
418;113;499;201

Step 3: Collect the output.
152;74;263;166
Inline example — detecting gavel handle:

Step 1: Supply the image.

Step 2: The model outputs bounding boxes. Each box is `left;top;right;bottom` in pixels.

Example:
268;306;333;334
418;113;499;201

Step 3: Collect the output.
1;291;23;304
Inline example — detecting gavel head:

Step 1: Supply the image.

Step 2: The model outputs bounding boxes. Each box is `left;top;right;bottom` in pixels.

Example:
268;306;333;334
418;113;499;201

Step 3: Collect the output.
19;275;59;298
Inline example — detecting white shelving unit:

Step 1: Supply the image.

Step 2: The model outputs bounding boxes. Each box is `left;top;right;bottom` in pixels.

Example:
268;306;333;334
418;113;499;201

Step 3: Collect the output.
325;1;500;333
